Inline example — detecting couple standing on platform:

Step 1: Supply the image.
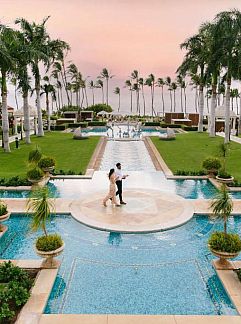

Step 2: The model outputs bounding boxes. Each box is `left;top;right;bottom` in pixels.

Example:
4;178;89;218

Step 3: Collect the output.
103;162;128;207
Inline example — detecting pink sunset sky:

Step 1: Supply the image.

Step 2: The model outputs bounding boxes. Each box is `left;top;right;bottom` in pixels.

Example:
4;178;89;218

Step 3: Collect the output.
2;0;241;113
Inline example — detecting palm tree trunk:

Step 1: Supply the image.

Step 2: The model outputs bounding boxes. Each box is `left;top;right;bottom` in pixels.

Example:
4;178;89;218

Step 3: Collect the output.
106;78;109;105
36;81;44;137
46;93;51;132
180;88;183;113
15;84;19;110
209;77;217;137
161;87;165;117
225;79;231;144
1;71;10;152
92;89;94;105
173;90;176;112
61;61;71;105
84;88;89;107
141;85;146;116
118;93;120;112
198;86;204;132
169;91;172;113
23;91;31;144
101;87;104;104
184;87;187;114
130;89;133;113
236;97;239;115
239;88;241;135
195;88;198;113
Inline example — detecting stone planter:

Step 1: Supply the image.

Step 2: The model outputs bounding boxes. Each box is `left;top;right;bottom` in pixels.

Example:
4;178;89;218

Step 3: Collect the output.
42;166;55;174
28;178;43;184
35;242;65;268
209;247;239;266
0;212;10;231
216;175;234;184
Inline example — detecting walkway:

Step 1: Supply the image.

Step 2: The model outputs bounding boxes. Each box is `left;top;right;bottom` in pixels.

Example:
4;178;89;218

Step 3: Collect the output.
0;130;35;146
217;131;241;144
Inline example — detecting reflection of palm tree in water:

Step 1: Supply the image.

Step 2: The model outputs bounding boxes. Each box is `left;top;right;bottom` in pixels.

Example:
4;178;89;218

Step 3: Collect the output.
108;232;122;246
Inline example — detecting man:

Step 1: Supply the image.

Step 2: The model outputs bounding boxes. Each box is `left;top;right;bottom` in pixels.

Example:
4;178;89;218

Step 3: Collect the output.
115;162;128;205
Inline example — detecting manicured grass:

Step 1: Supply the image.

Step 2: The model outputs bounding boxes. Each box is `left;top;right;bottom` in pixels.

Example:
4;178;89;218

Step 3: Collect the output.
151;132;241;181
0;132;100;179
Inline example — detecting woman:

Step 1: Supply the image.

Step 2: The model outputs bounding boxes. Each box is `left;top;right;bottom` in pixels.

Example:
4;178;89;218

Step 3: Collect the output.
103;168;120;207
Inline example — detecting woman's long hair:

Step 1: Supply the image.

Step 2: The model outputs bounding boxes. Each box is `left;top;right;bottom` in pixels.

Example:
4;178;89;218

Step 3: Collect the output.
108;168;115;179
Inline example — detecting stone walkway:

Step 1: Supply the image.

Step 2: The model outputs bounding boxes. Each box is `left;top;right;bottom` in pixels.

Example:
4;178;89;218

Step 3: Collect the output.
217;132;241;144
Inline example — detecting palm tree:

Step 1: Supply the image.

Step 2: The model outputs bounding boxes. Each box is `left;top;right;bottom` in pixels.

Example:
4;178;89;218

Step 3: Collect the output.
0;25;17;152
176;75;184;112
96;79;104;104
145;74;156;117
131;70;140;114
16;17;70;137
114;87;120;112
88;80;96;106
98;68;114;105
125;79;133;112
165;76;172;112
40;76;55;131
171;82;177;112
156;78;165;117
11;77;19;110
210;184;233;234
139;77;146;116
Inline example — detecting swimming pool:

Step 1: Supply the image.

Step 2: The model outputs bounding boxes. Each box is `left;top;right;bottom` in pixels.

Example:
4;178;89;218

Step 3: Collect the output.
0;213;239;315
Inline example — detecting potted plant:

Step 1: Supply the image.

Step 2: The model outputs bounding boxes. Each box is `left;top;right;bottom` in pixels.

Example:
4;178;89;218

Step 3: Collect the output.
27;186;64;268
208;184;241;266
38;156;56;173
202;157;221;176
216;143;233;183
27;167;44;184
0;200;10;232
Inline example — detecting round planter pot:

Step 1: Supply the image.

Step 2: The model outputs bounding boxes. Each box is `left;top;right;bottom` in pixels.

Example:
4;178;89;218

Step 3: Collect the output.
209;247;239;266
0;212;10;232
216;176;234;184
42;166;55;173
28;178;43;184
35;242;65;268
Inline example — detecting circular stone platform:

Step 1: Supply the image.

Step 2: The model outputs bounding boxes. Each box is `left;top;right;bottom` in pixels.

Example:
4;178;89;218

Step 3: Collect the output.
69;189;194;233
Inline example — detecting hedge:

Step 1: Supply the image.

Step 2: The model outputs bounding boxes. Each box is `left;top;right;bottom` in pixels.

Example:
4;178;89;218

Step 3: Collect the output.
50;124;67;131
68;122;88;128
88;121;107;126
160;123;182;128
144;122;160;126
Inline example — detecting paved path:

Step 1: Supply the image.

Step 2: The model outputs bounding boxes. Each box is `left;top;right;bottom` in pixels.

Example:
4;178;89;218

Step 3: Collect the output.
217;132;241;144
0;130;35;146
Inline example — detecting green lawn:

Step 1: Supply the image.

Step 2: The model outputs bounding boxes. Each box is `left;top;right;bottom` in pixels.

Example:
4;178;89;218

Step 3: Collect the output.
151;132;241;181
0;132;100;179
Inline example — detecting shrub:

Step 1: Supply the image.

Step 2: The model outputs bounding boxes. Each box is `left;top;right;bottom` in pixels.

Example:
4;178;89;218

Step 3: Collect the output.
174;170;206;176
50;124;67;131
53;169;79;175
38;157;56;169
88;121;107;126
160;123;182;128
227;179;241;187
144;122;160;126
202;157;222;172
85;103;112;114
0;201;7;216
36;234;63;252
0;176;31;187
28;147;42;164
208;232;241;253
0;262;33;322
27;167;44;181
68;122;88;128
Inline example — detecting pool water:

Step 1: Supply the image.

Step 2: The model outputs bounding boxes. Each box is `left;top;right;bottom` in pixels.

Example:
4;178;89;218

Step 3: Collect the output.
0;213;239;315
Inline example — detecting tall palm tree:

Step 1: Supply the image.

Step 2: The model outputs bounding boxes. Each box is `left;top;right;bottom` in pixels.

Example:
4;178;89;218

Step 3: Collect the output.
131;70;140;114
96;79;104;104
171;82;177;112
139;77;146;116
125;79;133;112
40;76;55;131
176;75;184;112
11;77;19;110
165;76;172;112
0;25;17;152
88;80;96;106
114;87;120;112
98;68;114;105
145;74;156;117
156;78;165;117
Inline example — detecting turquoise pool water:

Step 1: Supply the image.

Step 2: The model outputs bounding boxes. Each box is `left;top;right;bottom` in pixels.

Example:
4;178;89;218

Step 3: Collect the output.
0;213;239;315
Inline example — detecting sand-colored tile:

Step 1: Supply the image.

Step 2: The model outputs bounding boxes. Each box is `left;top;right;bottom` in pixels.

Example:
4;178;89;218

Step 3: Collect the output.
175;315;241;324
217;270;241;296
15;259;43;268
39;314;108;324
32;269;58;294
108;315;176;324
